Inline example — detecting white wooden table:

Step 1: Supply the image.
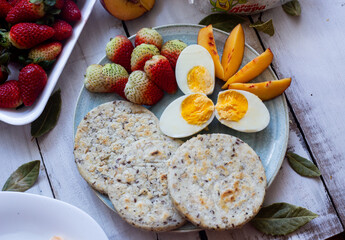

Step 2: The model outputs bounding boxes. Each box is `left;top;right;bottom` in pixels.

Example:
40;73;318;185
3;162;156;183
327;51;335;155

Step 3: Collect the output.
1;0;344;239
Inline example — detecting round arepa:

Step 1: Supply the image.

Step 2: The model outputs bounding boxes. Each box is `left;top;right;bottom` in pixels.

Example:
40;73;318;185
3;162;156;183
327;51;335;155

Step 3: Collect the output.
167;134;266;230
74;100;166;194
107;138;186;231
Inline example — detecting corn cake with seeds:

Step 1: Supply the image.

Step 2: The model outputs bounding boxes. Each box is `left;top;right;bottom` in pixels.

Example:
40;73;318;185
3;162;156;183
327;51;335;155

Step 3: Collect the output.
168;134;266;230
74;101;165;194
107;139;186;231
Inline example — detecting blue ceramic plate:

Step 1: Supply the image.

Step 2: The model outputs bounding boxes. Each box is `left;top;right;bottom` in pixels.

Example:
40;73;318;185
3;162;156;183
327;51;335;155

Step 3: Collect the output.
74;24;289;232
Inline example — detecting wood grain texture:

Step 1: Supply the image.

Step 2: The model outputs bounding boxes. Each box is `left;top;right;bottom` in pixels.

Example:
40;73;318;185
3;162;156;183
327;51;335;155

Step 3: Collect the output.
254;0;345;226
0;0;343;239
35;3;155;240
0;123;53;196
207;110;343;239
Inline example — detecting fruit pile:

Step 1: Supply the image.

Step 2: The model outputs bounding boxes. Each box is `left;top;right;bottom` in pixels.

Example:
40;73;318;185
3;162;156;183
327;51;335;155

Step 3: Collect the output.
0;0;81;108
84;28;187;106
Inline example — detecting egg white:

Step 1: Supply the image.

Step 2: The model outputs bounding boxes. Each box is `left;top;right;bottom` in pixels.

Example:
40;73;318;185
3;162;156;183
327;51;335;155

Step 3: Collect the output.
215;90;270;133
175;45;215;95
159;94;215;138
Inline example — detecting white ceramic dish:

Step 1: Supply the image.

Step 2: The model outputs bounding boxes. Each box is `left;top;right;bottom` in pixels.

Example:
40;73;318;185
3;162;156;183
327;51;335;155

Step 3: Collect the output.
0;0;97;125
0;192;108;240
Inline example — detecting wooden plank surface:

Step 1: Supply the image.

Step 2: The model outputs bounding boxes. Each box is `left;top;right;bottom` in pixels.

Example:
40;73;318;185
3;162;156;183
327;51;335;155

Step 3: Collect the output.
207;110;343;240
124;0;343;239
255;0;345;226
0;123;53;197
34;3;156;240
0;0;344;239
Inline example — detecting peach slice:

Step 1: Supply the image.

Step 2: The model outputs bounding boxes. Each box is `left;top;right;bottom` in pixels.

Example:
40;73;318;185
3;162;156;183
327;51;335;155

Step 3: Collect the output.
222;48;273;89
198;25;224;80
227;78;291;101
100;0;155;21
221;24;245;81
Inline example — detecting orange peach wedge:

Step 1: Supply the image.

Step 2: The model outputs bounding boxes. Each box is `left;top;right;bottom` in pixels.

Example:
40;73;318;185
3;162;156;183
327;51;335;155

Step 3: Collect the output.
222;48;274;89
227;78;291;101
221;24;245;81
198;25;224;80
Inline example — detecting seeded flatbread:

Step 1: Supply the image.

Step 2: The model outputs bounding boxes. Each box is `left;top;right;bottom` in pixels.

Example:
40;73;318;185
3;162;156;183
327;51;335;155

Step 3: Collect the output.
168;134;266;230
74;101;165;194
107;139;186;231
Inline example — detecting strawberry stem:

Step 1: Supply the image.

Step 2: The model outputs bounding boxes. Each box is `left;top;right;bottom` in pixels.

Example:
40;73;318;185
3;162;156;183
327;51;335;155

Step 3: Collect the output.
0;32;11;49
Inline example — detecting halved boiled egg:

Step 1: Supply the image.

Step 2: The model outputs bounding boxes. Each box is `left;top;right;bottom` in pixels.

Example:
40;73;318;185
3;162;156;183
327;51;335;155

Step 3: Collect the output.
160;93;215;138
175;45;215;95
215;90;270;132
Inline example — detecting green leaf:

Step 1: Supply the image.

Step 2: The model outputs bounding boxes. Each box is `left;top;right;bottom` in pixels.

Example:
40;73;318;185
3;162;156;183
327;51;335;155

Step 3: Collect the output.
37;60;56;70
49;9;61;15
251;202;318;236
30;0;43;4
287;152;321;177
2;160;40;192
31;89;62;138
249;19;274;36
282;0;301;16
199;13;246;32
0;52;10;64
44;0;56;7
0;32;11;49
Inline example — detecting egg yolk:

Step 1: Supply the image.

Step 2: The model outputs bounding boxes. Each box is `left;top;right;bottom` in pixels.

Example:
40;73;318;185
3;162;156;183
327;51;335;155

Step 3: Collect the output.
181;94;214;125
215;91;248;122
187;66;213;94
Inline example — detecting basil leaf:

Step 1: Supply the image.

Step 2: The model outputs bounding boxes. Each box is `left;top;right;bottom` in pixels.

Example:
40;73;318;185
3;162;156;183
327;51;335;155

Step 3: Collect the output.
2;160;40;192
31;89;61;138
251;202;318;236
282;0;301;16
287;152;321;177
199;13;246;32
249;19;274;36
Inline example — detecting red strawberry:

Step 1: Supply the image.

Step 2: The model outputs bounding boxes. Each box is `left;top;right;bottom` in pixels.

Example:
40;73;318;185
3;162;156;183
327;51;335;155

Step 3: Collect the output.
130;43;159;72
52;20;72;41
61;0;81;23
28;41;62;63
54;0;64;9
124;70;163;106
8;0;21;7
0;65;9;84
0;0;12;18
18;64;47;106
6;0;45;24
135;28;163;50
84;63;129;94
114;78;128;99
161;39;187;69
0;80;22;108
106;35;134;73
9;23;55;49
144;55;177;94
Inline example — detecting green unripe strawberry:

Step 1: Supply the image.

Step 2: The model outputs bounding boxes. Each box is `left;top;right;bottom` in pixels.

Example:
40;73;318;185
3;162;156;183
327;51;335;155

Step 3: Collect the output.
130;43;159;72
84;63;129;96
106;35;133;73
161;39;187;69
135;28;163;50
124;70;163;106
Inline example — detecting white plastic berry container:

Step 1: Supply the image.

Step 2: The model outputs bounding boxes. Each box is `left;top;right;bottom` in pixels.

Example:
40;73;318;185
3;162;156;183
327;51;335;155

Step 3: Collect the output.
0;0;97;125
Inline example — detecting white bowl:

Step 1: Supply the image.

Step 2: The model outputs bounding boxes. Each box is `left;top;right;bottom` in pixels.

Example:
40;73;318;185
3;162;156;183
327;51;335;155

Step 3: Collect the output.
0;192;108;240
0;0;97;125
